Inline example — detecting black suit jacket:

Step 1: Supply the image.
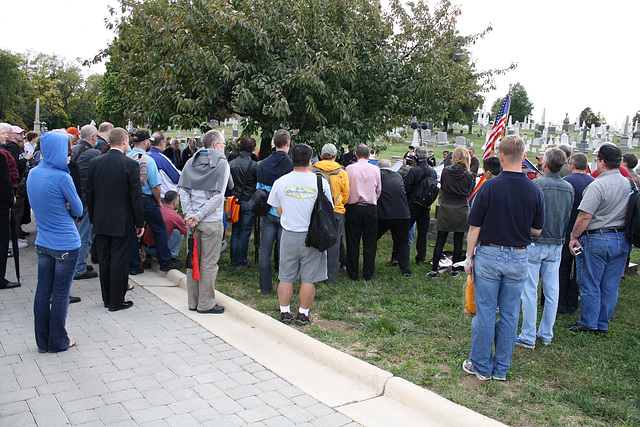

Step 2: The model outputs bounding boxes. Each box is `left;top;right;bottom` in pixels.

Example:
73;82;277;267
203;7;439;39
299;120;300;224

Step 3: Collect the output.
87;148;144;237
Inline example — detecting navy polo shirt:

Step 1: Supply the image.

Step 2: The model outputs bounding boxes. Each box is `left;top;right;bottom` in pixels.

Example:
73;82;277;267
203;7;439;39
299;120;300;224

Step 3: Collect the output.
468;171;545;247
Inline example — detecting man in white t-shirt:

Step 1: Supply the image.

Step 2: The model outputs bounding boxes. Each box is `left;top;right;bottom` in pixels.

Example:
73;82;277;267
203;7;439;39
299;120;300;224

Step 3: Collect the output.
268;143;333;326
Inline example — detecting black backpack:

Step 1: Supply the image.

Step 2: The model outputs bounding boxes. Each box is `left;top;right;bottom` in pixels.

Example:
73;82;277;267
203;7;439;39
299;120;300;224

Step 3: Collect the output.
625;179;640;247
413;164;439;207
305;175;340;252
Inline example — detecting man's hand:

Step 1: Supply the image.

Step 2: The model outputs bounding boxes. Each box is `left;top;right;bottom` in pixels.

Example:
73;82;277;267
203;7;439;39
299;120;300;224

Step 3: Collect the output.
464;257;474;275
569;237;583;256
139;152;147;164
65;202;71;211
185;215;198;228
24;152;34;161
136;227;144;238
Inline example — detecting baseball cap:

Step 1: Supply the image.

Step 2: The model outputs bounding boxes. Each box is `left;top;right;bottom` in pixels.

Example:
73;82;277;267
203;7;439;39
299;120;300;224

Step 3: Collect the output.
12;125;25;134
595;143;621;163
66;126;80;136
133;130;155;143
321;143;337;157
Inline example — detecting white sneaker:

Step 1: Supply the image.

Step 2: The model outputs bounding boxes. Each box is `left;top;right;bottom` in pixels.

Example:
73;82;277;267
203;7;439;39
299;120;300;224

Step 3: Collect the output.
9;240;28;249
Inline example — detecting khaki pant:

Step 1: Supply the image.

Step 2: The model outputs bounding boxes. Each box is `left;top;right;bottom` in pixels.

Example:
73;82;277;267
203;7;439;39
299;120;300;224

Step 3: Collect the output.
187;220;223;311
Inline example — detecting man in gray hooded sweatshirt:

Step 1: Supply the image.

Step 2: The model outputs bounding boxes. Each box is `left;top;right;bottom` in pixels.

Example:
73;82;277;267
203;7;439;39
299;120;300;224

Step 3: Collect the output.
178;130;232;314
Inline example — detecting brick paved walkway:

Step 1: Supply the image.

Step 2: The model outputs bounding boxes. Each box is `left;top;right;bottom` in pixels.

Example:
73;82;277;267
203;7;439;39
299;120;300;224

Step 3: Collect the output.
0;229;359;427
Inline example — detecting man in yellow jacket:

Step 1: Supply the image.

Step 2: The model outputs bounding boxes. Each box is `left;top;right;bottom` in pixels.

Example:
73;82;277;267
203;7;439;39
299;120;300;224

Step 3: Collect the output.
311;144;350;283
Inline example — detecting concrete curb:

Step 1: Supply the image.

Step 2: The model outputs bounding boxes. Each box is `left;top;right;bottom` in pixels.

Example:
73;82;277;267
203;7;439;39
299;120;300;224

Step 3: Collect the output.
143;265;505;426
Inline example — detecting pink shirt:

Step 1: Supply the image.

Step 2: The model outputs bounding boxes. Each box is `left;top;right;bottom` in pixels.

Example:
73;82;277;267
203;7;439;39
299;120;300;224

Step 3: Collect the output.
346;159;382;205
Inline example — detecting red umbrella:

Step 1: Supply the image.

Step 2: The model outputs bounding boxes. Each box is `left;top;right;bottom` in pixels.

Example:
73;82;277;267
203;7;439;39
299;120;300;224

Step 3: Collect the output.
191;233;200;281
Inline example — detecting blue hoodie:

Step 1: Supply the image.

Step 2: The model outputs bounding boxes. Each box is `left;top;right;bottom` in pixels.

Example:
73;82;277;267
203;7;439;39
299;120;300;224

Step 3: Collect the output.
27;132;82;250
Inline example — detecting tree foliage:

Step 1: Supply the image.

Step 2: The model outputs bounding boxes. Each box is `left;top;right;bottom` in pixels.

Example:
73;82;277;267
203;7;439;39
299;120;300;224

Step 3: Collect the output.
0;50;102;130
579;107;605;128
490;82;533;123
98;0;514;155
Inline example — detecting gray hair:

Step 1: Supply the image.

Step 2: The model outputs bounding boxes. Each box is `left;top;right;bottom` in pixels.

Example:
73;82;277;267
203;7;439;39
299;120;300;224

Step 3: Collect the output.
415;147;428;160
377;159;391;169
556;143;572;159
543;147;566;173
98;122;113;133
80;124;98;141
202;130;224;148
0;123;11;133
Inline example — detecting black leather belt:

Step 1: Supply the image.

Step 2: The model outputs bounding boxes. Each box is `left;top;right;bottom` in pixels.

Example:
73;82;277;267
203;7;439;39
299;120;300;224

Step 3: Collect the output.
479;242;526;250
584;228;625;235
353;203;374;207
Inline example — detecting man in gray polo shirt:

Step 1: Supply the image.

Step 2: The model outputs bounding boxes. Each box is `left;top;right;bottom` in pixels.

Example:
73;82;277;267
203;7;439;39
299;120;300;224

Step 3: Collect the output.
568;143;630;333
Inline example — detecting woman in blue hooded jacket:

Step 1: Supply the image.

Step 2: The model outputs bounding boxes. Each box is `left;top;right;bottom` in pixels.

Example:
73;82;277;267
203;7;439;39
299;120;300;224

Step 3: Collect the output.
27;131;83;353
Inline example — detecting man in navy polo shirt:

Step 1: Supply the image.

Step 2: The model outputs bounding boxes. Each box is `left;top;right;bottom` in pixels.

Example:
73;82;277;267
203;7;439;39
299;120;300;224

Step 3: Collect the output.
463;135;545;381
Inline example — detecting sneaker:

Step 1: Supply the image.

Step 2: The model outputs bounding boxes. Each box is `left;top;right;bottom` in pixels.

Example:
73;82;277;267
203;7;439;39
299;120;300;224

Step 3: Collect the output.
74;270;98;280
426;271;438;278
295;312;312;326
402;271;412;277
492;374;506;381
566;322;597;333
462;359;490;381
389;259;399;266
9;240;28;249
160;259;183;271
450;270;460;277
515;337;535;349
280;311;293;324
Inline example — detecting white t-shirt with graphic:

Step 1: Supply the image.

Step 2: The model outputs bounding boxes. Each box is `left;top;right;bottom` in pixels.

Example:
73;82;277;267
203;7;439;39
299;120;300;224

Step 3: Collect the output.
268;171;333;232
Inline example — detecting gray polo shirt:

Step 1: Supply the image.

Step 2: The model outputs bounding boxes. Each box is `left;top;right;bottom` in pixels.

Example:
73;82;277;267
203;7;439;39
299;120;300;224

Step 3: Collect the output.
577;169;630;230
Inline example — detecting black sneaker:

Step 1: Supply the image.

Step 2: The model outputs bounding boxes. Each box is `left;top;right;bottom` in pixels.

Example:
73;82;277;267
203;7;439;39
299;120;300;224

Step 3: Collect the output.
402;271;412;277
160;259;183;271
74;270;98;280
389;259;399;266
69;296;82;304
295;312;312;326
281;312;293;324
566;323;597;333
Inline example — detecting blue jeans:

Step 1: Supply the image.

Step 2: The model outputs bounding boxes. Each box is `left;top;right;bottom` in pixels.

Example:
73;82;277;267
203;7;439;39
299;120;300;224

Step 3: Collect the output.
34;245;79;352
230;201;256;267
131;197;171;272
470;245;528;378
518;243;562;346
259;213;282;294
74;206;93;276
408;222;416;246
143;229;184;259
575;232;629;330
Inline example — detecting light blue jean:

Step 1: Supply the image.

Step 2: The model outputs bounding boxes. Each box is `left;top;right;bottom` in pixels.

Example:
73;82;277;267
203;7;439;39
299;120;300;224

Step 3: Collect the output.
143;229;184;259
259;213;282;294
575;232;629;331
518;243;562;346
74;206;93;276
408;222;416;246
34;245;79;352
470;245;528;379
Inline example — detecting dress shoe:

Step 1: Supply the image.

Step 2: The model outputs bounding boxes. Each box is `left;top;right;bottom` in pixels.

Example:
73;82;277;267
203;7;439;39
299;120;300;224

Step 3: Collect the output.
0;281;20;289
402;271;412;277
86;264;94;272
389;259;399;266
109;301;134;312
91;255;99;264
69;296;81;304
129;267;144;275
197;304;224;314
74;270;98;280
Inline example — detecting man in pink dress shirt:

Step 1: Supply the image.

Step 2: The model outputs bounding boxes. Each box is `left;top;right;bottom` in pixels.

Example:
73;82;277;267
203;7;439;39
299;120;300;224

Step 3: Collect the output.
345;144;381;281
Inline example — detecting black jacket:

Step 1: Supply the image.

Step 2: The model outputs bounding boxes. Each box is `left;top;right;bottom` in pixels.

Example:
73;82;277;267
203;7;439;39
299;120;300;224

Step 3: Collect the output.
404;160;437;204
439;165;474;205
87;149;144;237
378;169;410;220
229;152;258;202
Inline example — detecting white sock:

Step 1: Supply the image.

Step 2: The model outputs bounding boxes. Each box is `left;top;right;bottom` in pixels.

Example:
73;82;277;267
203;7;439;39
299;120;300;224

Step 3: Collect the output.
299;307;309;316
280;305;290;314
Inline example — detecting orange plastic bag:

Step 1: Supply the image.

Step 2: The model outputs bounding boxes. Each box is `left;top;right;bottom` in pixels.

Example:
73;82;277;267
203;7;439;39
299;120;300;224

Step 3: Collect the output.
225;196;240;223
464;274;476;315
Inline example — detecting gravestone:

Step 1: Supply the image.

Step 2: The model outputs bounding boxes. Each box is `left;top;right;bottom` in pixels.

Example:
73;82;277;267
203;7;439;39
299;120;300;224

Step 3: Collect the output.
454;136;465;146
590;124;596;138
534;130;541;138
412;129;420;145
176;130;182;137
548;126;556;135
562;114;570;132
532;137;543;146
560;133;569;145
437;132;448;143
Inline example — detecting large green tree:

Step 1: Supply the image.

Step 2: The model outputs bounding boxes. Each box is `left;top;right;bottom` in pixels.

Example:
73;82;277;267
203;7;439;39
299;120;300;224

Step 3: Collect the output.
0;50;29;126
490;82;533;123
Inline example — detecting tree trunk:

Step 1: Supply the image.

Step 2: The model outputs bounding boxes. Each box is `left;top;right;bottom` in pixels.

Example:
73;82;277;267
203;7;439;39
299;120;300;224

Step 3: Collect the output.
258;131;274;160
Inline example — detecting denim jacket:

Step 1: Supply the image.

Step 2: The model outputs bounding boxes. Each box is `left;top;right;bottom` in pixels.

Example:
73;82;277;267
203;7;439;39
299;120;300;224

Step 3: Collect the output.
532;172;574;245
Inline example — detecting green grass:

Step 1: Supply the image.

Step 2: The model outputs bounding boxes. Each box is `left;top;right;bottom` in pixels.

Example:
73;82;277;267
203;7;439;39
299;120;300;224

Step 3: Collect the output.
179;232;640;426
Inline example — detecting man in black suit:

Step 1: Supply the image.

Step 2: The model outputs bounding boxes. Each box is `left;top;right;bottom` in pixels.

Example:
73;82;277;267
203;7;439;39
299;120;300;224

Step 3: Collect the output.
86;128;144;311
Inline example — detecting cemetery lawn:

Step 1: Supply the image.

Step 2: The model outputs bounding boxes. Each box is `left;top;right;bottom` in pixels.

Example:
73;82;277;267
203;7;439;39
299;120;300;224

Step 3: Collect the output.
201;234;640;426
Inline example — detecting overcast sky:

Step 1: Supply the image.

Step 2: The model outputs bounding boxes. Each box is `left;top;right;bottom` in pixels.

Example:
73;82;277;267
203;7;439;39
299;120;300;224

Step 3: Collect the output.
2;0;638;129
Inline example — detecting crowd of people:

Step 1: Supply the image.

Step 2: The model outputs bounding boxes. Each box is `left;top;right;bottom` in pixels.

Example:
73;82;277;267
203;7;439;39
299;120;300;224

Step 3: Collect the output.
0;121;634;383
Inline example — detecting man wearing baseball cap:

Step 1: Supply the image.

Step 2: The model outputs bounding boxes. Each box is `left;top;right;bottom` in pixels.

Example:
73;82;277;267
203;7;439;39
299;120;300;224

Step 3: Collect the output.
67;127;81;145
568;143;630;334
310;143;349;283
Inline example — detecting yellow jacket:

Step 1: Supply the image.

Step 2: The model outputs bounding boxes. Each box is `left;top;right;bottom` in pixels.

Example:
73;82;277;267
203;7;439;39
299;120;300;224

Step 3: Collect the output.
311;160;350;214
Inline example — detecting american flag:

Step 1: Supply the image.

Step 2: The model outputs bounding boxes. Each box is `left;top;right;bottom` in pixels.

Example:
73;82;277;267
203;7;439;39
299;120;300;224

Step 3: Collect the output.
482;94;511;159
